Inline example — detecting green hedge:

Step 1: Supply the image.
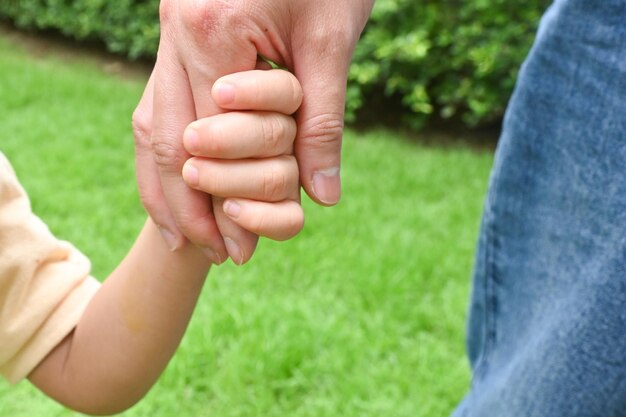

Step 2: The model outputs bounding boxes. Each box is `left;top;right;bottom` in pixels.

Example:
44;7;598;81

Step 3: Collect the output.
0;0;160;58
350;0;550;127
0;0;551;129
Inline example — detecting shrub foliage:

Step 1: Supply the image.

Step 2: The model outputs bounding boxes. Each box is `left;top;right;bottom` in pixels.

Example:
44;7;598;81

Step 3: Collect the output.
0;0;550;128
0;0;160;58
350;0;550;127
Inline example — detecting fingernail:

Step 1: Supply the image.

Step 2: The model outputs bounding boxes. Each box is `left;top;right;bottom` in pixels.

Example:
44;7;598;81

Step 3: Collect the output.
201;247;223;265
182;163;199;187
312;168;341;205
214;82;235;105
158;227;180;252
223;200;241;219
224;237;244;266
183;127;199;152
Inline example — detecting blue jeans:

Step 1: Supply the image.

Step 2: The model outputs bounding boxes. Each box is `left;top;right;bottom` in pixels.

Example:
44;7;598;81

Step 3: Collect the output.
453;0;626;416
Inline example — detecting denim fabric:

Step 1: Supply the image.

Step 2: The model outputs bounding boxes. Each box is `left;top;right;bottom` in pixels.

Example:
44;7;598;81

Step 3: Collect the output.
453;0;626;416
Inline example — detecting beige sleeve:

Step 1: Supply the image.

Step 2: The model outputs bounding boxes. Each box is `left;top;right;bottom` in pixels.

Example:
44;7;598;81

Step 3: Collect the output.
0;153;100;384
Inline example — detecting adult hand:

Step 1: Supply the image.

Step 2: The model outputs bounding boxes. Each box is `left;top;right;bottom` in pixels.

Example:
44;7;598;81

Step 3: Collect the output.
132;0;374;263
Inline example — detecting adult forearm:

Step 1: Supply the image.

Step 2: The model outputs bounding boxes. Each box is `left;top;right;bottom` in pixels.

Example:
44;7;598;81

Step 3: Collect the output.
29;219;210;415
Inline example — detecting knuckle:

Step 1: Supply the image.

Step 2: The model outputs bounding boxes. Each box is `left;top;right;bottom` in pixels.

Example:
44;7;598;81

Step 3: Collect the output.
131;110;151;149
299;113;344;146
180;1;239;42
262;169;288;201
262;114;286;153
151;139;184;168
180;1;214;36
309;26;354;56
159;0;174;25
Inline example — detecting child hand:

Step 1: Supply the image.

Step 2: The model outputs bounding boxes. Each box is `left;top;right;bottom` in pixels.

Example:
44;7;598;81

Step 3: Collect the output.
181;69;304;265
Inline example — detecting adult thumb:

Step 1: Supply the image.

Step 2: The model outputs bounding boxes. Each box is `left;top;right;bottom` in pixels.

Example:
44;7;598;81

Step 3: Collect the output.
293;45;353;207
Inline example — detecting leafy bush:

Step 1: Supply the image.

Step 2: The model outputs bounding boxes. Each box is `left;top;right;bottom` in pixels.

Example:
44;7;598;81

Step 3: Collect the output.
0;0;550;128
0;0;160;58
349;0;551;127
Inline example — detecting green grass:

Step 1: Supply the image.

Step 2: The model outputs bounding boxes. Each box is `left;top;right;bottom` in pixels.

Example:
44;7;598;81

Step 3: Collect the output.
0;35;493;417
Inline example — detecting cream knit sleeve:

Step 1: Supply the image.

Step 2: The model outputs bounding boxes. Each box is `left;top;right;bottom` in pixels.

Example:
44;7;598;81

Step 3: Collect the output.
0;153;100;384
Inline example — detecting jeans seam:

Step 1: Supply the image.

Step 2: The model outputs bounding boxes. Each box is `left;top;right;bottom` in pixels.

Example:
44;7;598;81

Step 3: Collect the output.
473;186;499;380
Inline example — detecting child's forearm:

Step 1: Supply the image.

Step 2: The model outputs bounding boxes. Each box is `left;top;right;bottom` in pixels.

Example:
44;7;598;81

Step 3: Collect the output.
28;218;211;415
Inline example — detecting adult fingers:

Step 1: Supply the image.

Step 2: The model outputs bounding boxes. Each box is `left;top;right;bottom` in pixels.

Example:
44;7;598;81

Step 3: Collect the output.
183;111;296;159
291;34;355;207
151;52;226;264
212;69;303;115
223;199;304;241
182;156;299;202
132;72;185;251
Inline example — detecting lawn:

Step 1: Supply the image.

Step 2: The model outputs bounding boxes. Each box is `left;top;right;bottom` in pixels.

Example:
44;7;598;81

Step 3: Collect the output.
0;33;493;417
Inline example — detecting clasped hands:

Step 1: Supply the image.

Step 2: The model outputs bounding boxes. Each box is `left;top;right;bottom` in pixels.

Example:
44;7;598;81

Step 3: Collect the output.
182;68;304;264
132;0;374;264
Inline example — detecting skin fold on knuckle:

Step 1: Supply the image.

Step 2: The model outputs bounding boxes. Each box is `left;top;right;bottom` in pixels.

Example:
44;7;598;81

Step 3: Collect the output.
305;21;355;60
151;139;185;169
179;0;240;45
180;1;217;40
131;111;152;150
262;114;286;155
262;168;288;202
299;113;344;147
158;0;175;26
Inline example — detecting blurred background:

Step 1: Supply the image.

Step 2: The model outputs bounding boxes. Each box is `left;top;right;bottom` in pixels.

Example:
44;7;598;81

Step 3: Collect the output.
0;1;550;416
0;0;551;132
